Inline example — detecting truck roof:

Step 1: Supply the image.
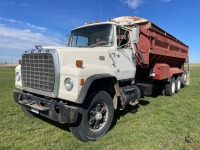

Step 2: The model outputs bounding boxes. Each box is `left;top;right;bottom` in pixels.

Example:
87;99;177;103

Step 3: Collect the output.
72;16;148;31
72;19;135;31
72;22;116;31
112;16;148;24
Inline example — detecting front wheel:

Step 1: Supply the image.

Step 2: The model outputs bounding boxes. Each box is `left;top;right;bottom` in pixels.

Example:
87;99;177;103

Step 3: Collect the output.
69;91;114;142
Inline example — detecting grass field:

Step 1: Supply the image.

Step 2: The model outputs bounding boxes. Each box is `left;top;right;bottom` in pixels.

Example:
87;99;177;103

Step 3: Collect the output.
0;67;200;150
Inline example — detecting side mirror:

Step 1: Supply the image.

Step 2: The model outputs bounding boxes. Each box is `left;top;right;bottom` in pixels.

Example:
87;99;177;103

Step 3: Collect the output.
131;26;140;44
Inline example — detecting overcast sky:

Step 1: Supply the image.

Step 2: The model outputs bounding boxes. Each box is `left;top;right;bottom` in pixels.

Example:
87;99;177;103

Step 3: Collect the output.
0;0;199;63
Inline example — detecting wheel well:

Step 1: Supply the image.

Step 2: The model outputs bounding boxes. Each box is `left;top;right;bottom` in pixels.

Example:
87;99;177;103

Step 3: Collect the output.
85;77;116;101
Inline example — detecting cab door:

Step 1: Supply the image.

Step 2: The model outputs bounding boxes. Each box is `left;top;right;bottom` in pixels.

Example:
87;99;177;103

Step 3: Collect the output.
115;27;136;80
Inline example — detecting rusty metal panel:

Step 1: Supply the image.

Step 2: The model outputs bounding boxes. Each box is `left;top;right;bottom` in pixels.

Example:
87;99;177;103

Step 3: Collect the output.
135;19;189;67
153;64;171;80
170;68;184;75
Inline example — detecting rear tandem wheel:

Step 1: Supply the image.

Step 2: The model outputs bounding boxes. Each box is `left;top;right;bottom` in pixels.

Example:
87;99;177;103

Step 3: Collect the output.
175;76;181;93
165;77;175;96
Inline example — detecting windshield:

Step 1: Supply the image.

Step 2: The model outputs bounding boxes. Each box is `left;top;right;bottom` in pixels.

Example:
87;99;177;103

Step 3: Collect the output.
68;24;113;47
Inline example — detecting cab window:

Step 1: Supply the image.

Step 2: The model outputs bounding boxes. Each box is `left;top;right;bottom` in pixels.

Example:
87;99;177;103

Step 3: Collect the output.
116;27;130;48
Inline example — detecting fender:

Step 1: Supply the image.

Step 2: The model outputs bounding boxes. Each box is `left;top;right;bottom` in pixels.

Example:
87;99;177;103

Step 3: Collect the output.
76;74;117;104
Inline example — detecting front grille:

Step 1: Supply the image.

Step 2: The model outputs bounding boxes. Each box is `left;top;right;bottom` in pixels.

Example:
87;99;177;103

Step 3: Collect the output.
22;53;55;92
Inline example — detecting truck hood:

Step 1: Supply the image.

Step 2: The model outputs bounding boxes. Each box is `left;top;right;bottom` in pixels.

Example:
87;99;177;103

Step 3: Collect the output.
43;46;115;71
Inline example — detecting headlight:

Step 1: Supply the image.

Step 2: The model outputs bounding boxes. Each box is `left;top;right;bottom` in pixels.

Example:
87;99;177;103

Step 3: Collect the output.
64;78;73;91
15;72;20;81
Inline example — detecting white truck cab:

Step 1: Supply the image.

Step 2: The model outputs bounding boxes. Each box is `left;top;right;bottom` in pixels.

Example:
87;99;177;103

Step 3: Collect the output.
14;20;140;141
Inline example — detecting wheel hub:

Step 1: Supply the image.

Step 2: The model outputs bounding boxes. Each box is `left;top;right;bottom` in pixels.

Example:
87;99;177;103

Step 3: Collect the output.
88;102;108;131
95;112;103;120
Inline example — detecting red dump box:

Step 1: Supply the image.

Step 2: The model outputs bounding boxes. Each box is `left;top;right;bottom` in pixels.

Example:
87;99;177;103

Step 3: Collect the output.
123;16;189;80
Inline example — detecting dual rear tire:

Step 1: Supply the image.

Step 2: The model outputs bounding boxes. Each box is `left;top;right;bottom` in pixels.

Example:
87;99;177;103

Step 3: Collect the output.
175;77;181;93
165;76;181;96
165;77;175;96
181;71;187;87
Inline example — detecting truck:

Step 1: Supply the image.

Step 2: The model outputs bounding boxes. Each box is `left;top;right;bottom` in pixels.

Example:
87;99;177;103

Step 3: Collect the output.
13;16;189;141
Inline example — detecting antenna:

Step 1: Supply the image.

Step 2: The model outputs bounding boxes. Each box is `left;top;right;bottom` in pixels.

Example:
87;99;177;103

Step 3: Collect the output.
100;0;102;21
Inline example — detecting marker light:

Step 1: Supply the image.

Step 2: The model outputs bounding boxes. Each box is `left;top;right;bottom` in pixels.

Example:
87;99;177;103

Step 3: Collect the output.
76;60;83;68
80;79;85;85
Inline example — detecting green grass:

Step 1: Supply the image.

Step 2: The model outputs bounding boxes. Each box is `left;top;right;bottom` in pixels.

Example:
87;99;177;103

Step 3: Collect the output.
0;68;200;150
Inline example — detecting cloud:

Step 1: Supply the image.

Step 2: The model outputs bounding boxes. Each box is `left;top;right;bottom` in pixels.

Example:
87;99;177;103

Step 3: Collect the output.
0;23;63;63
0;17;47;32
120;0;172;10
161;0;172;2
121;0;142;9
0;24;62;49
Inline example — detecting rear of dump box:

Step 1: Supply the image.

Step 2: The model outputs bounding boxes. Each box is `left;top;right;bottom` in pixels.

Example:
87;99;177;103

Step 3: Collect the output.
130;17;189;81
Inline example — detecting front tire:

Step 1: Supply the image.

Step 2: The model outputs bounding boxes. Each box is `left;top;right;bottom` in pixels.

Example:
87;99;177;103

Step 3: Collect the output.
69;91;114;142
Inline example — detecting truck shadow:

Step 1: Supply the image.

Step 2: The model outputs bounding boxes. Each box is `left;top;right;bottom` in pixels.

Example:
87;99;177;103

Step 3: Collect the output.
139;99;150;105
34;114;70;132
146;93;162;98
110;99;150;131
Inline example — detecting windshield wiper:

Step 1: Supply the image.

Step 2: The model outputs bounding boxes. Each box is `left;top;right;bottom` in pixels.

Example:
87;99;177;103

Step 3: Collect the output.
89;41;111;47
